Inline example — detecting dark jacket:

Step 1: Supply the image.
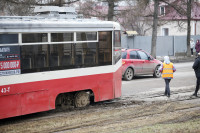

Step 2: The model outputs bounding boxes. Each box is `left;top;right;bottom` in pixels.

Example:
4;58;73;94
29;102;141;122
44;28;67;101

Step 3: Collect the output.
193;57;200;78
195;40;200;53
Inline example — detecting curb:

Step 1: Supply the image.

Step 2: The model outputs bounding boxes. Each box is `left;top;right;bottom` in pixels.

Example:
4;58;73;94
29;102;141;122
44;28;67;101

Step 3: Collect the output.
156;56;196;63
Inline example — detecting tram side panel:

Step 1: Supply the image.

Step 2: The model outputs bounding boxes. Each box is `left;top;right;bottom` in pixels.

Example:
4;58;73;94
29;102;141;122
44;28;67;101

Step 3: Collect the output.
0;82;51;119
19;81;50;115
113;65;122;98
48;72;115;108
0;70;116;119
0;85;21;119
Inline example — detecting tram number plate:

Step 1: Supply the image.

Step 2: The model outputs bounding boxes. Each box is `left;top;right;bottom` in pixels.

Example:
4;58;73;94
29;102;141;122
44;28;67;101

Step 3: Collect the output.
1;87;10;94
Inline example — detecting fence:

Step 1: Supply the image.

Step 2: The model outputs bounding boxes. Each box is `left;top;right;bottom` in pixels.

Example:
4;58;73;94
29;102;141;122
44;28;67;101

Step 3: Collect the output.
121;35;200;56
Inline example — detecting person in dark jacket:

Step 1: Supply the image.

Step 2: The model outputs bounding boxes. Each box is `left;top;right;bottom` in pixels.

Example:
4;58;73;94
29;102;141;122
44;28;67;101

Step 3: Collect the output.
192;52;200;97
195;40;200;56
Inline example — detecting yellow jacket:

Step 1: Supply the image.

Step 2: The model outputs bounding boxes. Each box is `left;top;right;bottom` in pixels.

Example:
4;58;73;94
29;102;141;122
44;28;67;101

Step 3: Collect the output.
162;63;174;78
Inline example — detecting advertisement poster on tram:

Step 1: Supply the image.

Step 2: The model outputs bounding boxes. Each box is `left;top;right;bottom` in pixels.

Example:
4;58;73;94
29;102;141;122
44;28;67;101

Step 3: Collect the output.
0;46;21;76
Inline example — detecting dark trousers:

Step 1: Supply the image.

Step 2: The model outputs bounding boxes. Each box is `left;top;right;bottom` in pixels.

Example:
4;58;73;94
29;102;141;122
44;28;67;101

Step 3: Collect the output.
164;79;171;96
195;77;200;94
191;48;193;55
196;51;199;56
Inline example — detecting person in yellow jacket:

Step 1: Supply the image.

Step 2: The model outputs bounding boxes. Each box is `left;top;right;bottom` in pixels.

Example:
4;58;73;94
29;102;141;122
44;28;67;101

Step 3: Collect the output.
159;56;176;97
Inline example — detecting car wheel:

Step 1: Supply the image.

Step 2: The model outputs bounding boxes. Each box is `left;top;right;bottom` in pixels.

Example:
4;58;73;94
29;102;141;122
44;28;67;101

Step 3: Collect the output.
124;68;134;81
153;66;161;78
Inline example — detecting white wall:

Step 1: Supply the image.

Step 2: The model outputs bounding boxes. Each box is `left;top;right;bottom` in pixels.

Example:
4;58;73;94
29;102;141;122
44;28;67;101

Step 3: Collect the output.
194;21;200;35
144;20;200;36
158;21;187;36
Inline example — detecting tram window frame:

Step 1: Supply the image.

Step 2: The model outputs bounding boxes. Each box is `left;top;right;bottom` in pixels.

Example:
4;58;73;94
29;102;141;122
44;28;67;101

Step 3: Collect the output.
51;33;74;42
20;31;113;74
113;31;121;64
22;33;48;43
76;32;97;42
98;31;112;66
0;34;18;44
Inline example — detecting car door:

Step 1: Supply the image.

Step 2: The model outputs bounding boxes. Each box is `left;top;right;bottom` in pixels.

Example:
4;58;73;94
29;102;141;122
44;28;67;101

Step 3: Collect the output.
137;50;154;74
129;50;142;74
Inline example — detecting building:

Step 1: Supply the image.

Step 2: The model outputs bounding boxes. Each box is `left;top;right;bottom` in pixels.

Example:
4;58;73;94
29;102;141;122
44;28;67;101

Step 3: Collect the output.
155;0;200;36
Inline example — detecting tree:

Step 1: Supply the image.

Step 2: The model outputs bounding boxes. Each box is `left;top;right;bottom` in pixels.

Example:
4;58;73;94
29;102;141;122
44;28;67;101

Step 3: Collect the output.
78;0;123;21
117;1;153;35
78;0;154;35
144;0;195;57
77;0;108;19
151;0;159;58
160;0;195;56
107;0;115;21
136;0;159;58
186;0;192;56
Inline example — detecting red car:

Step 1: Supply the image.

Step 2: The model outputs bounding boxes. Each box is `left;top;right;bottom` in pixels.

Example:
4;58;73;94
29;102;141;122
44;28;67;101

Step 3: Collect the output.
122;49;162;81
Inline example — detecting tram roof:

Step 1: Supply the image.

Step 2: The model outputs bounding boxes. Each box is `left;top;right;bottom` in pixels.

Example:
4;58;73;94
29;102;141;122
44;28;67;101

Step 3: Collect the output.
0;16;121;33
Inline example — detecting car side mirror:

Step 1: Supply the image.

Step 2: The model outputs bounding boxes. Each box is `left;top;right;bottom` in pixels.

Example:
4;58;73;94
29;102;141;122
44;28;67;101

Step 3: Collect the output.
148;56;151;60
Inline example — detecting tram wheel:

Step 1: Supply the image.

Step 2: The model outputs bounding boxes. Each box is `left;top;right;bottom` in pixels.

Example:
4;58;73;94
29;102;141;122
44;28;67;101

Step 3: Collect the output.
74;91;90;108
55;93;74;110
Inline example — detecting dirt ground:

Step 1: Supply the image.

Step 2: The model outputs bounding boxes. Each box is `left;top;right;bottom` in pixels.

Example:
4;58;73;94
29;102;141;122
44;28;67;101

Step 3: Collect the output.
1;86;200;133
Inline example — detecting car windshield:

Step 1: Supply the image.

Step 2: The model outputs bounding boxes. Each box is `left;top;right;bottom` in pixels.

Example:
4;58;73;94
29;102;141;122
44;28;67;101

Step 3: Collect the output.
122;51;127;59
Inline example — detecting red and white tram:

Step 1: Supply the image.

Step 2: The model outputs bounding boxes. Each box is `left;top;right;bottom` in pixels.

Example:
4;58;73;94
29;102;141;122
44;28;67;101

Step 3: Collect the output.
0;6;122;119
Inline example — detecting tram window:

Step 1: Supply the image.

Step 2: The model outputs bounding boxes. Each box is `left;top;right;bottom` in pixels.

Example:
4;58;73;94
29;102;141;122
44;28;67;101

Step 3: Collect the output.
21;45;33;71
114;31;121;64
98;31;112;65
49;44;59;69
20;31;112;74
21;44;49;73
0;34;18;44
76;32;97;41
61;44;73;68
51;33;74;42
75;42;98;67
85;42;98;66
22;33;48;43
49;43;73;70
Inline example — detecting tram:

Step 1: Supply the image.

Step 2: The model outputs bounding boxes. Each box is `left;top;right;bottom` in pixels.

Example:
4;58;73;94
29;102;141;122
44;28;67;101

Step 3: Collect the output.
0;6;122;119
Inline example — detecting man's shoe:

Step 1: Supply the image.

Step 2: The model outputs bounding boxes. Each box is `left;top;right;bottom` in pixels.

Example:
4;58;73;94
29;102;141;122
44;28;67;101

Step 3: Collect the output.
192;93;198;97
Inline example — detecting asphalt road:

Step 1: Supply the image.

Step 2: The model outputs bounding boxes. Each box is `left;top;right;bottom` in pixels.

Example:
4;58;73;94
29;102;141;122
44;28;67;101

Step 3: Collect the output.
122;62;196;97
